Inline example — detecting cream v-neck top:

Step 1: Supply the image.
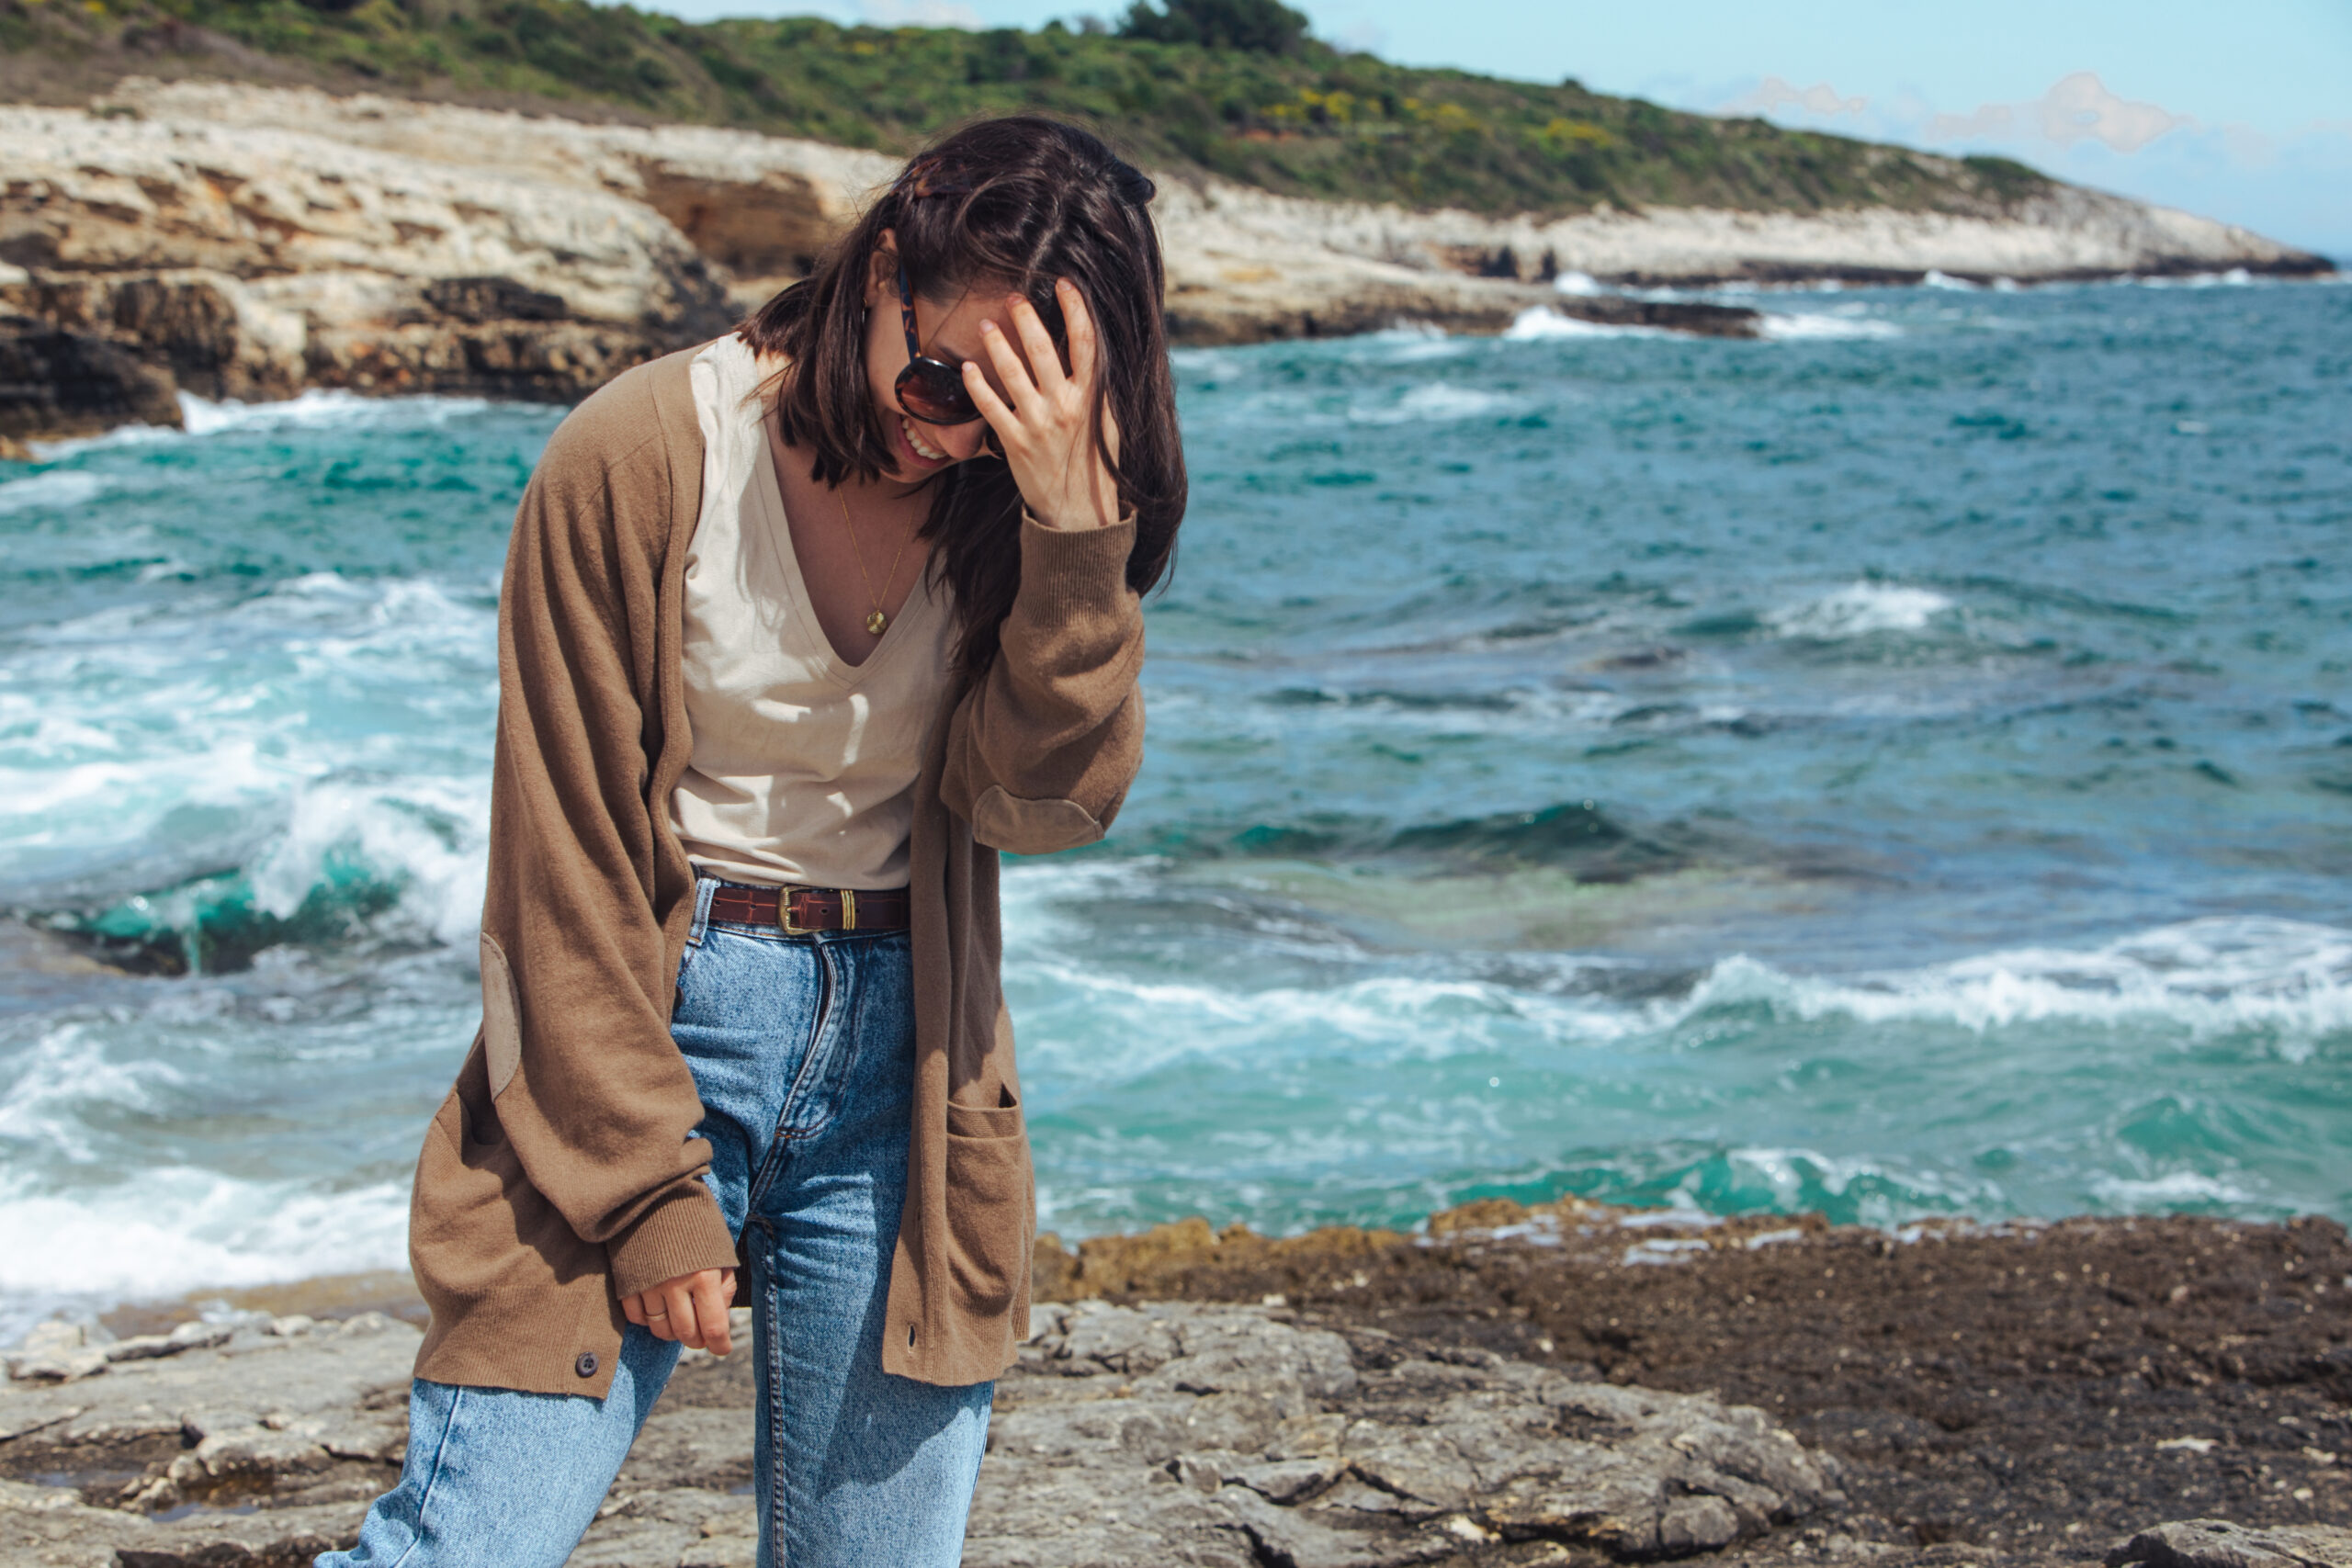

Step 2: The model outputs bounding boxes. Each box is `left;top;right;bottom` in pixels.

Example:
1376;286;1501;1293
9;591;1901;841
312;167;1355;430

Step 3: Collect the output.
668;334;957;891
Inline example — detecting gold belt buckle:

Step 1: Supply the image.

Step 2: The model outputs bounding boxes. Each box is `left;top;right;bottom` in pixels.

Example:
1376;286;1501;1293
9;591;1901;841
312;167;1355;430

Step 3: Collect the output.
777;887;811;937
841;888;858;931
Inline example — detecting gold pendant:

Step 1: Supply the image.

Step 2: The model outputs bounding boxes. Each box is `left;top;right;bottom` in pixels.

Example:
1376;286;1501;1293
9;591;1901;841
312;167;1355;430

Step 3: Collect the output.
865;609;888;635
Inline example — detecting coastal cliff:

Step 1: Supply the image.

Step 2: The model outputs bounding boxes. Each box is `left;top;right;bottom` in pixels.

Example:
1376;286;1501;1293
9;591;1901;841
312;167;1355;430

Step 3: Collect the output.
0;77;2331;448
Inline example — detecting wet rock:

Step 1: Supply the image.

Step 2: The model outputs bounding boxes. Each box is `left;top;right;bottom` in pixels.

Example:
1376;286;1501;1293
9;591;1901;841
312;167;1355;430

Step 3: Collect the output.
2108;1519;2352;1568
0;320;182;452
0;1311;419;1562
8;271;296;402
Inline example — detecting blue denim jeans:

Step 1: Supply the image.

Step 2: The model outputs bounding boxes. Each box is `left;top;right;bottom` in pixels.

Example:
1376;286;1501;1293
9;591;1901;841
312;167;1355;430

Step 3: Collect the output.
321;877;994;1568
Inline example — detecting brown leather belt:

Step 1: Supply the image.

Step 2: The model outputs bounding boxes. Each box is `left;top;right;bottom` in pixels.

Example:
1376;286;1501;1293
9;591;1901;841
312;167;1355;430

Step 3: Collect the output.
706;883;910;933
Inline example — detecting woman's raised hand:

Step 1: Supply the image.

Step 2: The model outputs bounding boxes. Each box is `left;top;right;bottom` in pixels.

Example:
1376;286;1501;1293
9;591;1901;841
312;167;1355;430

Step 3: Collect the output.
964;278;1122;532
622;1265;736;1355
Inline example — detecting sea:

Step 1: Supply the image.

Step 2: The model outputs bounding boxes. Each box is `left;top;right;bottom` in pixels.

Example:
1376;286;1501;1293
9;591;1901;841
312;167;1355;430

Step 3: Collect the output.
2;275;2346;1340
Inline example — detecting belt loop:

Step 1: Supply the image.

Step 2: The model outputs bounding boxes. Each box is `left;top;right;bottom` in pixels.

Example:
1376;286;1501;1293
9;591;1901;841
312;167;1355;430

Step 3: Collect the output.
841;888;857;931
688;874;718;947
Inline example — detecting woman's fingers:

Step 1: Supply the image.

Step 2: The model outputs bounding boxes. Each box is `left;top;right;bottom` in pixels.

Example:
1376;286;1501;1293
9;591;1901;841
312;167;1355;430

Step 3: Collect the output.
693;1271;733;1357
960;358;1021;449
657;1278;697;1344
1005;293;1069;397
978;319;1045;421
625;1269;734;1355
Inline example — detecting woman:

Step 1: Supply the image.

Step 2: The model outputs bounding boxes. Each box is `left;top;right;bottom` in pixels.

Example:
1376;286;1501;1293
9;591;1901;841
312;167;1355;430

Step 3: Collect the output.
322;115;1182;1568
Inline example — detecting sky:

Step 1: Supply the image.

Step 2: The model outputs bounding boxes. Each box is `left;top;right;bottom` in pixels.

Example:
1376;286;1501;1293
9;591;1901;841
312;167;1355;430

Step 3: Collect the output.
628;0;2352;257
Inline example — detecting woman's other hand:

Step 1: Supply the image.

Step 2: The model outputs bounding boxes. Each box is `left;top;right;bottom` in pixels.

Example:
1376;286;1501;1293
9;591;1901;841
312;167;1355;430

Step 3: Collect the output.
621;1265;737;1355
965;279;1122;531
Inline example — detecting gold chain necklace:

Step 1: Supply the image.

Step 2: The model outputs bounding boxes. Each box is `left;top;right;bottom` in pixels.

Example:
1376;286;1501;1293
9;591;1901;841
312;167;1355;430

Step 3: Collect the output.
834;488;914;637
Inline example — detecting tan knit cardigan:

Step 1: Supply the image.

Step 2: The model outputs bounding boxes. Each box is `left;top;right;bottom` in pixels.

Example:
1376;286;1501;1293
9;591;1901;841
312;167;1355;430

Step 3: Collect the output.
407;343;1145;1395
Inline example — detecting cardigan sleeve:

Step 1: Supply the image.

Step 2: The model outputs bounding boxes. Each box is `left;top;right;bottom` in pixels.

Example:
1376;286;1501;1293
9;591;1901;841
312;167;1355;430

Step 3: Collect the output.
474;392;739;1303
938;512;1147;855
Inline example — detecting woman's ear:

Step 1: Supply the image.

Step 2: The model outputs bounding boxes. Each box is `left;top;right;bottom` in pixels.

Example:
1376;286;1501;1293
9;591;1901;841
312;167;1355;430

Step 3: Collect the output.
864;230;899;312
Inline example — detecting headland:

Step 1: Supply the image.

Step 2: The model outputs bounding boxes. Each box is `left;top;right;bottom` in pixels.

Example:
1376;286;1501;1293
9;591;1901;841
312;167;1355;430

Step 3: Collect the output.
1;62;2330;453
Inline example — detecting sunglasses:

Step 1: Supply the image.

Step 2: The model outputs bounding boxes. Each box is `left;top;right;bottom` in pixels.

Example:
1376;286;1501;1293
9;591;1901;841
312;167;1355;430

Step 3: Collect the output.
892;263;985;428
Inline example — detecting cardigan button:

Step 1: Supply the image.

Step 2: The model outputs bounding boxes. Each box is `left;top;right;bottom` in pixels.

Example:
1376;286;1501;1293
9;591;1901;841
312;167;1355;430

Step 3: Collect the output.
574;1351;599;1378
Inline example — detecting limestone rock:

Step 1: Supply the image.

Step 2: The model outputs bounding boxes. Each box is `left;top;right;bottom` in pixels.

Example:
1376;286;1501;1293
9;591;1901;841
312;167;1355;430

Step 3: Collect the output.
0;1293;1928;1567
2109;1519;2352;1568
10;74;2318;446
968;1303;1843;1568
106;1322;234;1363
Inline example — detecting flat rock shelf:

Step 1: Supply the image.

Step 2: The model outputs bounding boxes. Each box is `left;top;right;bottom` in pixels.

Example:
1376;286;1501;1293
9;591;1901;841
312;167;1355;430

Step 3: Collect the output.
0;1302;1846;1568
6;1204;2351;1566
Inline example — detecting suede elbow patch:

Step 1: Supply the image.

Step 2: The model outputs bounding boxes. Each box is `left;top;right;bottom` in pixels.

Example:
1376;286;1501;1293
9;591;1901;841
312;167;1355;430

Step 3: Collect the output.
480;933;524;1099
971;785;1104;854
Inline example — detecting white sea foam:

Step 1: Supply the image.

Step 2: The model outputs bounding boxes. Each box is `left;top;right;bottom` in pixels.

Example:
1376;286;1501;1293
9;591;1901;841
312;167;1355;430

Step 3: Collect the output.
248;773;491;946
26;390;520;458
1685;918;2352;1042
0;570;495;888
0;1022;187;1164
1552;272;1606;297
1348;383;1519;424
2088;1170;2260;1209
2134;268;2256;289
1922;269;1979;291
1766;581;1953;638
0;469;107;515
0;1170;410;1337
1502;307;1667;341
1008;871;2350;1078
1711;1146;1997;1219
178;388;500;436
1004;956;1648;1084
1758;312;1904;341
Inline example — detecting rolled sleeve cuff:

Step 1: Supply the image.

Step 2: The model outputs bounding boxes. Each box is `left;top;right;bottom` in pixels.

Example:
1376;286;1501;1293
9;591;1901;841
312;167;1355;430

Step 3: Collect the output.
1014;509;1136;623
605;1183;740;1301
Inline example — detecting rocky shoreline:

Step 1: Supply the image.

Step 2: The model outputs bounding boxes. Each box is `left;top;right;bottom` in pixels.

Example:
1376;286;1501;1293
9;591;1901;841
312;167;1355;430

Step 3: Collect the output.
5;1201;2348;1567
2;77;2332;453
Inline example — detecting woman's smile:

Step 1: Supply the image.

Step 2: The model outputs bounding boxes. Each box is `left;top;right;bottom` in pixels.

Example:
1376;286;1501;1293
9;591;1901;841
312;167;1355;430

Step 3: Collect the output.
896;412;953;470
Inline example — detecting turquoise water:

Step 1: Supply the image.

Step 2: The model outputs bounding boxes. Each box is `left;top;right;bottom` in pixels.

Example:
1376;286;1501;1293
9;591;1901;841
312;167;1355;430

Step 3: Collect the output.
2;277;2347;1333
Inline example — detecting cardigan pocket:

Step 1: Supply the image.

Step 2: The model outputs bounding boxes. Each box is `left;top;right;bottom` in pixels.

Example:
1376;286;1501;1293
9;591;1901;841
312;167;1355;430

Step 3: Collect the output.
942;1096;1030;1316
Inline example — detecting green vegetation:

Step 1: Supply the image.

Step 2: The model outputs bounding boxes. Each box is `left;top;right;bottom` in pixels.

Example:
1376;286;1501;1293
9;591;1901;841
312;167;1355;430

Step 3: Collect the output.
1118;0;1309;55
0;0;2053;219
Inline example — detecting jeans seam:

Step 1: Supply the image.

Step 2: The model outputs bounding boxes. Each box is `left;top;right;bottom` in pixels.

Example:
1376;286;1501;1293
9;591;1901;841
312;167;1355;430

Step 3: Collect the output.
762;1266;790;1565
744;941;837;1215
384;1385;464;1568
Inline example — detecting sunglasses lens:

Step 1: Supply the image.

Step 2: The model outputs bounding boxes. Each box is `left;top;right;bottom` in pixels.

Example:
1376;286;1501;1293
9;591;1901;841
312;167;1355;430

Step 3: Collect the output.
897;362;979;425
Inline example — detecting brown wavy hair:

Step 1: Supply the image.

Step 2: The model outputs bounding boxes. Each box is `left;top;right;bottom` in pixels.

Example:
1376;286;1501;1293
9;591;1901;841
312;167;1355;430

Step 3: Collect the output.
739;115;1185;676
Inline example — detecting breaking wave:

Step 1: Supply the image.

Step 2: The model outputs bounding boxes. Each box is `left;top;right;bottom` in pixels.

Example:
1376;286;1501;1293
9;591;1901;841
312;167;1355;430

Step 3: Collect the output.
1766;581;1955;638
